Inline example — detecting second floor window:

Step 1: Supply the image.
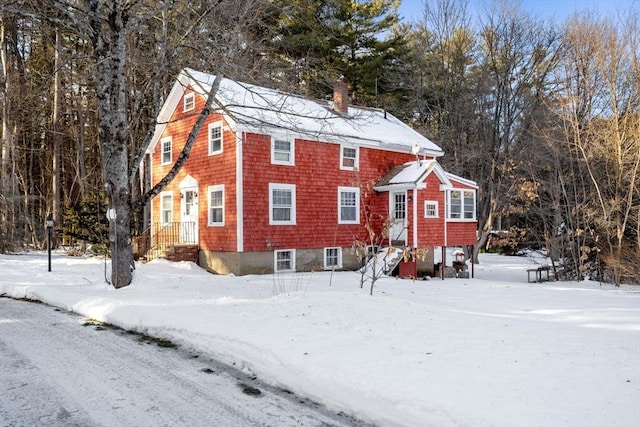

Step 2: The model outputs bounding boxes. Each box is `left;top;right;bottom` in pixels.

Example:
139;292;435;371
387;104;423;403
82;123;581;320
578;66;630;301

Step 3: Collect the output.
272;137;294;165
209;122;223;155
341;145;358;170
161;137;172;165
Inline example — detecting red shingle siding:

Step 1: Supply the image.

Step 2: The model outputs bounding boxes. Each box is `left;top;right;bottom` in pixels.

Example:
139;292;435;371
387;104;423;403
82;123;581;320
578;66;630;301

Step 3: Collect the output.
150;84;478;259
446;222;478;246
415;173;446;246
151;87;237;251
241;136;416;251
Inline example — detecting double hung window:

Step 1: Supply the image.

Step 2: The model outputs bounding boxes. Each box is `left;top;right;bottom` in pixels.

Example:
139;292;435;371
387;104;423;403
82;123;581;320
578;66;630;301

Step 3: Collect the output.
161;137;172;165
272;137;294;165
338;187;360;224
208;185;224;226
209;122;223;155
160;192;173;224
269;184;296;225
340;145;358;170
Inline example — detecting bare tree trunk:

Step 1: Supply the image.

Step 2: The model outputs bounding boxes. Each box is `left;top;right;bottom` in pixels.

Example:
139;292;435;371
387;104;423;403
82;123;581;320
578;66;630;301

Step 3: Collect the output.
0;15;12;182
88;1;133;288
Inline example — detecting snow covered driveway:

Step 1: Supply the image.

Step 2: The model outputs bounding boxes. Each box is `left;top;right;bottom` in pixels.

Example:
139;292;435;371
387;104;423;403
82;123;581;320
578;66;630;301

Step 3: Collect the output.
0;297;361;427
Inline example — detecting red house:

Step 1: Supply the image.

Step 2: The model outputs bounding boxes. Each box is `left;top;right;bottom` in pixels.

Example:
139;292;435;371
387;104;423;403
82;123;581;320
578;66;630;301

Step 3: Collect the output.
145;68;478;276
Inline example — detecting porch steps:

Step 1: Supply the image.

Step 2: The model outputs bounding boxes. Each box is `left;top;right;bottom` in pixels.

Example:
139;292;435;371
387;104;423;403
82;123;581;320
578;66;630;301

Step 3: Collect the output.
361;246;403;276
142;244;199;264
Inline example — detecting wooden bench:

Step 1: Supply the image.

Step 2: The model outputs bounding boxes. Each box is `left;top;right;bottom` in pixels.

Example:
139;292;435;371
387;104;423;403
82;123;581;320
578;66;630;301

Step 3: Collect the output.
527;266;551;283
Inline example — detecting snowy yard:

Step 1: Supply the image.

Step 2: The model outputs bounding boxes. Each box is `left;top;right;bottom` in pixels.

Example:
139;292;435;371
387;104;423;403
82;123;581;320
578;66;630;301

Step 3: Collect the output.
1;251;639;427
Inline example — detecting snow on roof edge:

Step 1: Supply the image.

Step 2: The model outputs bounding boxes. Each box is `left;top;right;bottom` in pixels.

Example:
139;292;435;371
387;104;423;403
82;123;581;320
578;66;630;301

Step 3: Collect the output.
180;68;445;157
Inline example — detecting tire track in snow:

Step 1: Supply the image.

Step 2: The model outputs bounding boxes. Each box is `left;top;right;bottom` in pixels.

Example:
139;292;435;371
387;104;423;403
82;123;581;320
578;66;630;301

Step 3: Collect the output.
0;297;363;427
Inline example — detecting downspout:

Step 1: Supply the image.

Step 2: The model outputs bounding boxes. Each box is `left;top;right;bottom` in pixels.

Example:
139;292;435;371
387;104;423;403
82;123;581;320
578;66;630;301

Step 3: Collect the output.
236;131;244;253
412;187;418;248
442;190;448;280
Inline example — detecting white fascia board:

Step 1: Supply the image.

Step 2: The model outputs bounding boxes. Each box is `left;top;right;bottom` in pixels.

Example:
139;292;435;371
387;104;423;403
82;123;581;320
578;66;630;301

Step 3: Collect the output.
446;172;479;189
374;183;426;192
147;78;185;154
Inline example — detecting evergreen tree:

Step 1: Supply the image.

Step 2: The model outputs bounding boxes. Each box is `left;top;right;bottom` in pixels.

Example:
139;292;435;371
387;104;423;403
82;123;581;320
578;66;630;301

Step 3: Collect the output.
270;0;409;111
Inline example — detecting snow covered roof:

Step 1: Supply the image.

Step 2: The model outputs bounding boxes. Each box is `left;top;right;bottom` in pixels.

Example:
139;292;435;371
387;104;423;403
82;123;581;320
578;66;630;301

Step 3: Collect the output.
148;68;444;157
374;160;478;191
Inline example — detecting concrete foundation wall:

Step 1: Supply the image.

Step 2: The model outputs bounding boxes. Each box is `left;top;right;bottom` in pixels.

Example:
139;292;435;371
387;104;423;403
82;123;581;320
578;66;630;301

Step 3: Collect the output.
200;246;436;277
199;246;363;275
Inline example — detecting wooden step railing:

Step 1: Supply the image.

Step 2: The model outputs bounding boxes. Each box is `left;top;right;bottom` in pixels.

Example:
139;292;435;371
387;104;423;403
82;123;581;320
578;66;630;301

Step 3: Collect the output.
132;222;196;261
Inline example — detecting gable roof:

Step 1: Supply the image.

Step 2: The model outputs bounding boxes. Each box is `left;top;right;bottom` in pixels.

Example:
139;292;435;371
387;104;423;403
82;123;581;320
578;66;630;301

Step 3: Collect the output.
148;68;444;157
374;160;478;192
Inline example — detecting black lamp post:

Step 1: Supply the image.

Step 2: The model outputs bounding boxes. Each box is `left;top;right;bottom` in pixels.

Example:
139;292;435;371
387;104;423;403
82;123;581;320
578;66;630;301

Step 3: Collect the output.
46;214;53;272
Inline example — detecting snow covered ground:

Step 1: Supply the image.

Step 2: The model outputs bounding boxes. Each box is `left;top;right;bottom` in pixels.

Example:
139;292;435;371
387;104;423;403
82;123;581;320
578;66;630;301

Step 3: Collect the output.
1;251;639;427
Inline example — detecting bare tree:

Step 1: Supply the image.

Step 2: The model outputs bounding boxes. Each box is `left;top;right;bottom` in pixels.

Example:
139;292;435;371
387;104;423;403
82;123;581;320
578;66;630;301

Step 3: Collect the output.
555;12;640;284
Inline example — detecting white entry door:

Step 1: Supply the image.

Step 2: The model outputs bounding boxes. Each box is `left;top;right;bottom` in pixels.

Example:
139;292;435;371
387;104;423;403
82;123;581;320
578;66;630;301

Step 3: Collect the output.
180;187;198;243
389;191;407;246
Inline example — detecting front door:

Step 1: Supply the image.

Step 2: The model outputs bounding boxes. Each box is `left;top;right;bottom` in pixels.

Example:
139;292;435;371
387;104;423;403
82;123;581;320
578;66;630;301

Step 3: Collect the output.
180;187;198;243
389;191;407;246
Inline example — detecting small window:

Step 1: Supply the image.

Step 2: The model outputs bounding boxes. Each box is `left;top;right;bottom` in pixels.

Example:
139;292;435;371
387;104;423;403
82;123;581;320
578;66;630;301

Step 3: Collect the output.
208;185;224;226
338;187;360;224
463;190;475;219
183;93;195;112
271;137;294;165
274;249;295;272
209;121;223;155
424;201;438;218
160;192;173;224
269;184;296;225
161;137;172;165
324;247;342;269
449;190;476;220
340;145;358;170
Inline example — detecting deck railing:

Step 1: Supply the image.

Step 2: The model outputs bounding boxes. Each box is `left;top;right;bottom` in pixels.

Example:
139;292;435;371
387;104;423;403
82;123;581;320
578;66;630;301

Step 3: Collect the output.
132;222;196;261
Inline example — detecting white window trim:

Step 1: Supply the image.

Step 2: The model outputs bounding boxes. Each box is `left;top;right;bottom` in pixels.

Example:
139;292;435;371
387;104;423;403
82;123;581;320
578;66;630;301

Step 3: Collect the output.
183;92;195;112
269;183;296;225
161;136;172;165
324;247;342;270
338;186;360;224
424;200;439;218
274;249;296;272
160;191;173;224
340;145;359;171
208;121;223;156
271;136;295;166
207;184;225;226
447;189;476;221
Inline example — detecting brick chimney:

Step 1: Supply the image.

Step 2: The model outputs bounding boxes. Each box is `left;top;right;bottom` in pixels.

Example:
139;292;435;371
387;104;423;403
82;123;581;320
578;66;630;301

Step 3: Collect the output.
333;80;348;114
